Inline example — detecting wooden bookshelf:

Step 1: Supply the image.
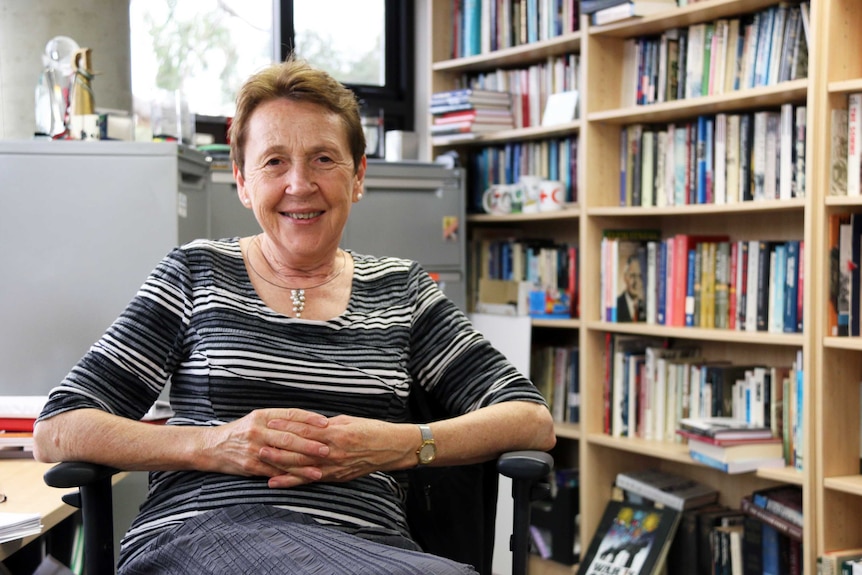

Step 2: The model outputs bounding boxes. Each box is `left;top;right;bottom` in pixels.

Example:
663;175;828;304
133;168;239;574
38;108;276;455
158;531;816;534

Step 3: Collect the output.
423;1;850;573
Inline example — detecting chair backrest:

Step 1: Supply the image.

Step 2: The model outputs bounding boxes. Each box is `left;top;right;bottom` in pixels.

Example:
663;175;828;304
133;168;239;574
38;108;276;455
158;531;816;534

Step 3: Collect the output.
405;385;499;575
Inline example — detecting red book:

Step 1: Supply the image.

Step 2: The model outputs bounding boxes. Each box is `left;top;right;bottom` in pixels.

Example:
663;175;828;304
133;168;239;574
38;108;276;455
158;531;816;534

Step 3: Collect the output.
0;417;36;432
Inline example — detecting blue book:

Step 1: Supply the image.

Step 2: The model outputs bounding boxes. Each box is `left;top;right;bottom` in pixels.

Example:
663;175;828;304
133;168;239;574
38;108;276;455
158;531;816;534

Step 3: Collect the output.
696;116;708;204
705;117;714;203
656;240;667;324
685;248;697;326
783;240;799;333
761;522;781;575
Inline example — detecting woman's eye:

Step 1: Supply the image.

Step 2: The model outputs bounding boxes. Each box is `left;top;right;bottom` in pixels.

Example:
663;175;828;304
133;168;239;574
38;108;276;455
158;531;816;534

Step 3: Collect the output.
266;157;283;166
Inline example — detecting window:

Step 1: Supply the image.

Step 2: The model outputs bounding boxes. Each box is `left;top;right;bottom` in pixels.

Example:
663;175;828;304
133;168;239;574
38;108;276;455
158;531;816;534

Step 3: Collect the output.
130;0;413;142
277;0;415;134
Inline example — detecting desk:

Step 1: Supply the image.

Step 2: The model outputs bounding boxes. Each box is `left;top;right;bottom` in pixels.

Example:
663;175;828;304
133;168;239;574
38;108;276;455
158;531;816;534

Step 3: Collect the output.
0;459;127;561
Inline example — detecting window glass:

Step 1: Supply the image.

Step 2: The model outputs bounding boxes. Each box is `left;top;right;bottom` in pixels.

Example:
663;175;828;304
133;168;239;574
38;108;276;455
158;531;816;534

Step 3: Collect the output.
130;0;273;119
292;0;385;87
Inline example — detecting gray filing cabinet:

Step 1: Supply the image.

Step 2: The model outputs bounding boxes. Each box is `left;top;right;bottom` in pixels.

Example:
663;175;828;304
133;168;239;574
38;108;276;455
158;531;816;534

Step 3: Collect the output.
0;141;210;396
343;160;467;311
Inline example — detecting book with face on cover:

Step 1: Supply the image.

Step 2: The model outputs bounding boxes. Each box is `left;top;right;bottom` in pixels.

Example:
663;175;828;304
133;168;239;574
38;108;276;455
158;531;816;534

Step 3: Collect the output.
577;500;681;575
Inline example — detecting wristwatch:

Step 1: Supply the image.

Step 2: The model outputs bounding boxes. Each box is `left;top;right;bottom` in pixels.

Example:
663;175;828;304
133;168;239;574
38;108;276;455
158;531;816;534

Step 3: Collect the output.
416;424;437;465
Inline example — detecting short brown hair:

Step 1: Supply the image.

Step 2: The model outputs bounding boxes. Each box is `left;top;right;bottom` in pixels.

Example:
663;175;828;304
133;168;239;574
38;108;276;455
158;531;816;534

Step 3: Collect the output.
229;56;366;176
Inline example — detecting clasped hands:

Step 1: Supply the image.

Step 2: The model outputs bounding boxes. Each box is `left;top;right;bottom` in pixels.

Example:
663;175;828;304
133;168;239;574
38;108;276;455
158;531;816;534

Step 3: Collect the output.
205;408;413;489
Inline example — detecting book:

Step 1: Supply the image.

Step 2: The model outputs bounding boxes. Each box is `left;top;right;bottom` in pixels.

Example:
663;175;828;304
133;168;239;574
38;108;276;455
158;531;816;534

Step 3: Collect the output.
577;500;681;575
615;469;719;511
740;495;803;541
679;416;774;440
695;507;745;575
752;485;803;528
690;450;785;474
685;434;783;462
831;108;850;196
849;93;862;197
818;548;862;575
591;0;677;26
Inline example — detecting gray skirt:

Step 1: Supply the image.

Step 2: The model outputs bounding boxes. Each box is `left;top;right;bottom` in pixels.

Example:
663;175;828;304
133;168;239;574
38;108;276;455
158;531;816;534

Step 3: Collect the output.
118;504;478;574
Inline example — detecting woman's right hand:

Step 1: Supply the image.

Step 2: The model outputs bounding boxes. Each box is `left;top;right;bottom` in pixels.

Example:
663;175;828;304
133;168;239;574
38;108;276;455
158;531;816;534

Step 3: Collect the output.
199;408;331;484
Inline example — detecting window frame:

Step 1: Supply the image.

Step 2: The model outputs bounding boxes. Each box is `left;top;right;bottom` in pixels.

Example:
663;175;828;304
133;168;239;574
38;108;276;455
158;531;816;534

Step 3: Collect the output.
276;0;415;132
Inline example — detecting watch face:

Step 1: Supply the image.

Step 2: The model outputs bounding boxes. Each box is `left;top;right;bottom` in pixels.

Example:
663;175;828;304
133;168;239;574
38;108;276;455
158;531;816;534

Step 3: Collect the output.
419;442;436;464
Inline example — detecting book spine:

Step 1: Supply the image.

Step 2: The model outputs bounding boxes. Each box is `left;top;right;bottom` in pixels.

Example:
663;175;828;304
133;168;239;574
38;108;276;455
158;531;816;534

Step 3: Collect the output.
741;496;803;541
849;93;862;197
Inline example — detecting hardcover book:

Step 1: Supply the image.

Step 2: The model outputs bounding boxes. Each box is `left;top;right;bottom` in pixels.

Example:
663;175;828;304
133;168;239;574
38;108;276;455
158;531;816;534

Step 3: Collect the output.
577;500;681;575
616;469;718;511
679;416;774;441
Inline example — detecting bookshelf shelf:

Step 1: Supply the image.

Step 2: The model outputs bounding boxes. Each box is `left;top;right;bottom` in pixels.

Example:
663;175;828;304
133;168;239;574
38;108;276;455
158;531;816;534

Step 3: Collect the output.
432;120;582;148
825;196;862;208
587;197;805;216
824;337;862;351
554;422;581;441
828;79;862;95
757;466;805;486
532;318;581;330
824;476;862;498
585;433;693;464
467;208;580;224
587;321;805;346
589;0;780;38
588;80;808;125
432;32;582;73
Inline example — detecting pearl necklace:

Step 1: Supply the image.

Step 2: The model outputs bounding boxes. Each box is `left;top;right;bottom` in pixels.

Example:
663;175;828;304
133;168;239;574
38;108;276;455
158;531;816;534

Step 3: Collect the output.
247;235;346;318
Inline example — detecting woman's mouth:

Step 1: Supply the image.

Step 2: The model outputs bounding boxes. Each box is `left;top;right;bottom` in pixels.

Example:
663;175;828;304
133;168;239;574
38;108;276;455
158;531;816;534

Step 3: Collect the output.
283;211;323;220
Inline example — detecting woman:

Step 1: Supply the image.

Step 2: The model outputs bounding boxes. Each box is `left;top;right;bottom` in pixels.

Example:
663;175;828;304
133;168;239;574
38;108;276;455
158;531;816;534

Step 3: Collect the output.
33;57;556;574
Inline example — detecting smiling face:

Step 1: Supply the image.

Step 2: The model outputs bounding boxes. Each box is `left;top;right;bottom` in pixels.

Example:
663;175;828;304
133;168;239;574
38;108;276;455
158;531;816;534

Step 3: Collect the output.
234;98;366;267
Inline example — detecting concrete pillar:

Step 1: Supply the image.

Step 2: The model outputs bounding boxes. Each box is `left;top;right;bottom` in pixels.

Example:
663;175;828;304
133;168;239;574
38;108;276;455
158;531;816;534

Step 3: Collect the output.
0;0;131;140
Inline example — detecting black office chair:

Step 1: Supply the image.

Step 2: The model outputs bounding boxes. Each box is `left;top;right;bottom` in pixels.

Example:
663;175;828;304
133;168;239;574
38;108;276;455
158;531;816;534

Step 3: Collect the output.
44;451;552;575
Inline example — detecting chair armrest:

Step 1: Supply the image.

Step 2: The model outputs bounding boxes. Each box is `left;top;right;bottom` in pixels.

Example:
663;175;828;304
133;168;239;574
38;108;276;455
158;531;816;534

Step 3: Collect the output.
497;450;553;481
43;461;121;489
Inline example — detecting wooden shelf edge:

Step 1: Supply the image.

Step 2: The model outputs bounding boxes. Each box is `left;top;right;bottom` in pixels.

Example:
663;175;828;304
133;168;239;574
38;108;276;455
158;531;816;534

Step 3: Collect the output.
532;318;581;329
584;320;805;346
587;198;805;216
755;465;804;485
587;80;808;125
432;32;583;73
828;79;862;95
467;206;580;223
824;336;862;351
824;475;862;497
588;0;780;38
431;120;581;148
554;422;581;440
585;433;694;463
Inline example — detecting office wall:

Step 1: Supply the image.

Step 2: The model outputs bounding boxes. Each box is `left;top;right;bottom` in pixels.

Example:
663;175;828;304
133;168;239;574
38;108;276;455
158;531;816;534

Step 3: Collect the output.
0;0;132;140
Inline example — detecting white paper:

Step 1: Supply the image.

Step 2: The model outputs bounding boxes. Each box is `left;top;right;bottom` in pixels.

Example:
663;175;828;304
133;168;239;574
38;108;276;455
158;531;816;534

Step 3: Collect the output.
541;91;579;127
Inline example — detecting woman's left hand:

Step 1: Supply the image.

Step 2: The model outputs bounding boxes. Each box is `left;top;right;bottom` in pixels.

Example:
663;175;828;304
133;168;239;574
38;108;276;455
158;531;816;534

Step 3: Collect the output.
263;414;414;488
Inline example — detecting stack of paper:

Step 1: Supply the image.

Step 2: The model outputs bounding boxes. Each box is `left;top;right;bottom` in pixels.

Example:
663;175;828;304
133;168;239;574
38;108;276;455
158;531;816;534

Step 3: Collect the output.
0;512;42;544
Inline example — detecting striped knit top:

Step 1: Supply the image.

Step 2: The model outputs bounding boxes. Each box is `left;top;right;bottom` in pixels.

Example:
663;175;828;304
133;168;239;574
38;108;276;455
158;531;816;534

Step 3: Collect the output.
38;238;547;567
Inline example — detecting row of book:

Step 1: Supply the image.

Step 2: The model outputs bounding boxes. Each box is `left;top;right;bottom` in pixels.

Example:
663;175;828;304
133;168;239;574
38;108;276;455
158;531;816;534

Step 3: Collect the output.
603;336;804;469
451;0;580;59
429;89;515;142
830;92;862;197
458;52;581;130
472;237;578;291
579;469;804;575
467;137;579;212
601;231;804;334
620;2;809;107
619;105;807;208
828;213;862;337
531;344;580;424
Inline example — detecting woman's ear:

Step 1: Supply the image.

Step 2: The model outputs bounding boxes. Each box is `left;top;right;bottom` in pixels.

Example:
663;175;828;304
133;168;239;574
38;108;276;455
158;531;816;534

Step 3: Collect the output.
233;163;252;208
